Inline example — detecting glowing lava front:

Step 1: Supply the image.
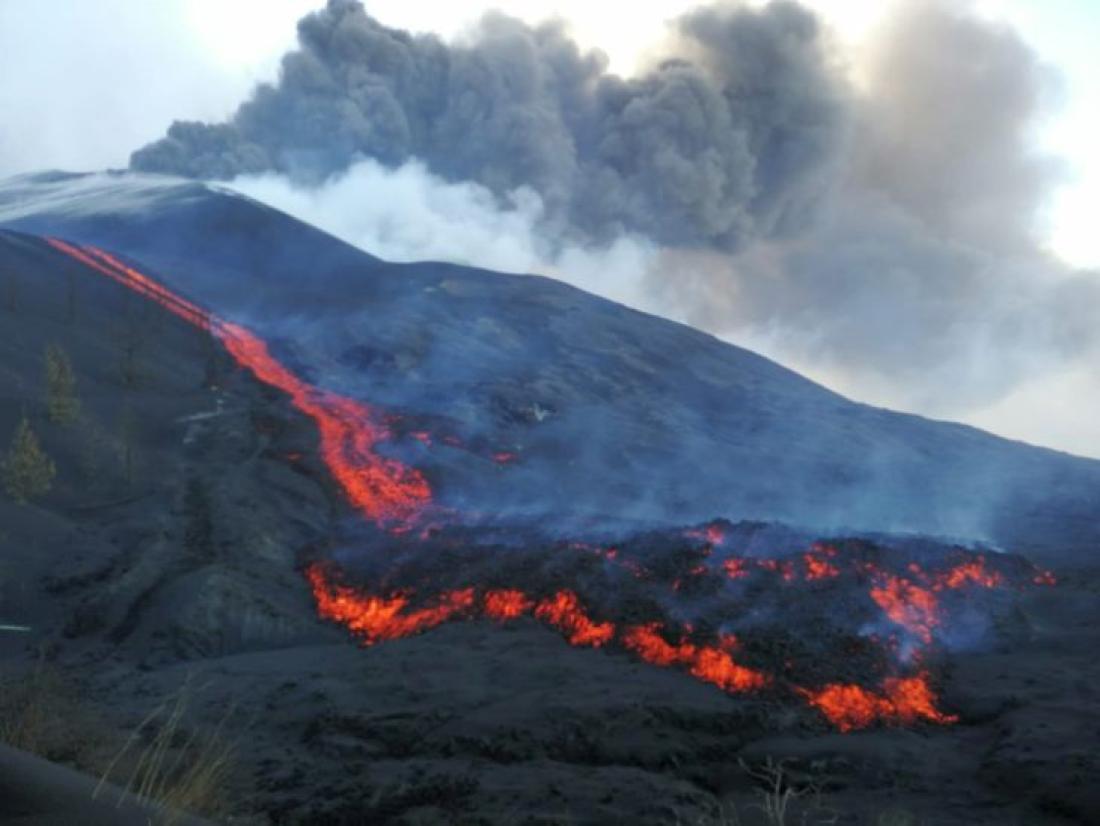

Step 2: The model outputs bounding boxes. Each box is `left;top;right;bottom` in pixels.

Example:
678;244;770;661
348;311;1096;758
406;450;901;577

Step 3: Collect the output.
47;237;1053;733
798;672;958;732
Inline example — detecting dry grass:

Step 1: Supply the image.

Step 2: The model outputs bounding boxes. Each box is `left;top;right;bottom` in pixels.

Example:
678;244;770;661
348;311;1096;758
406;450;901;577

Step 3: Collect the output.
0;656;109;768
0;658;66;752
728;757;839;826
96;676;238;825
0;659;240;824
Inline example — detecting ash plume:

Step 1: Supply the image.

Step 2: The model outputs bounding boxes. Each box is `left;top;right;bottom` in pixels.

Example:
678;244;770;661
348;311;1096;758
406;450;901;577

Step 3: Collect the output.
694;2;1100;416
131;0;847;252
131;0;1100;453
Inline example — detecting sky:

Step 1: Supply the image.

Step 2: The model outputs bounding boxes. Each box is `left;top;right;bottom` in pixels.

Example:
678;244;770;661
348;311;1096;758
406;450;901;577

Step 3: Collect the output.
1;0;1097;457
2;0;1098;269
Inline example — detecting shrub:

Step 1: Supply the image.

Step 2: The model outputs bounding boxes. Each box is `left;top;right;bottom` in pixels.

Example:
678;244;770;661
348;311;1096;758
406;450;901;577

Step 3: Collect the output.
97;678;237;824
2;416;56;504
0;659;108;769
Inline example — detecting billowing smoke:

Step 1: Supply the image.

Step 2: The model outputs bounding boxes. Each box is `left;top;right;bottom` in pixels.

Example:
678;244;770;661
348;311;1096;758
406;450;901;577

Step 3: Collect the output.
691;2;1100;416
226;158;663;317
132;0;847;251
132;0;1100;455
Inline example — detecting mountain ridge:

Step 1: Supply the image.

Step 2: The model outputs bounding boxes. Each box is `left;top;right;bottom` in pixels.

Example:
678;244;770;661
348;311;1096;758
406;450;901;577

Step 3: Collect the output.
2;171;1097;561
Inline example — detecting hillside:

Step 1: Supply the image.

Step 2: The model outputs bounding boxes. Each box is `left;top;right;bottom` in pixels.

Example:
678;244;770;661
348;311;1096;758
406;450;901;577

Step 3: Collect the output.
0;173;1098;824
2;171;1098;562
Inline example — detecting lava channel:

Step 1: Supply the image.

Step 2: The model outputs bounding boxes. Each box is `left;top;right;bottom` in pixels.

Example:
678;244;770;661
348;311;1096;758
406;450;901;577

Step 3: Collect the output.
47;237;1052;733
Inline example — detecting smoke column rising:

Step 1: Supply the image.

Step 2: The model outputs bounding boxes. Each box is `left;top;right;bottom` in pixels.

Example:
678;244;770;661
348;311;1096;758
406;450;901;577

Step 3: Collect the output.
133;0;1100;457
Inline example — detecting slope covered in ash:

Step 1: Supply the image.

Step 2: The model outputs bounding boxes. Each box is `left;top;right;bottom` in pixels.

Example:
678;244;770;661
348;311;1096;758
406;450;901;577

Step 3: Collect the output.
2;170;1098;562
0;229;334;663
2;189;1099;825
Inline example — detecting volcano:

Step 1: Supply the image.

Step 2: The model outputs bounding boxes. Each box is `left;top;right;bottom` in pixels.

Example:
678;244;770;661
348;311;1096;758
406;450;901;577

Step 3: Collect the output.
4;172;1099;559
1;171;1098;824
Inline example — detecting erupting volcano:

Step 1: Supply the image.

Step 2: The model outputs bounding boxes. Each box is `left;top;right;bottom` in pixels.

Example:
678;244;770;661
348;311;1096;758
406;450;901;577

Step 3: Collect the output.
46;237;1057;734
48;237;431;528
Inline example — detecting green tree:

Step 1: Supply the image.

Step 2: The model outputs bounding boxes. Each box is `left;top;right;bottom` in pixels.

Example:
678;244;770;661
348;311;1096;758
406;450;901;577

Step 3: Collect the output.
44;344;80;425
2;417;56;504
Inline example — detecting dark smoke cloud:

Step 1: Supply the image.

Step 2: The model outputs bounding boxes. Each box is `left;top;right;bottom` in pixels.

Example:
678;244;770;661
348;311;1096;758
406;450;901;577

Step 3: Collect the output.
131;0;848;250
132;0;1100;447
648;2;1099;414
855;2;1060;254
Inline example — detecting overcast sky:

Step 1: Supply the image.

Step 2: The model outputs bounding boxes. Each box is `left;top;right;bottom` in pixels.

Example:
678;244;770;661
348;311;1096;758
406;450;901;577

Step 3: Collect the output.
1;1;1098;458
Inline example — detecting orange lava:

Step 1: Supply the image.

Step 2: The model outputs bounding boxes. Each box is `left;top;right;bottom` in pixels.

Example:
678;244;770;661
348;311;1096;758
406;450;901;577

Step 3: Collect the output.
803;544;840;580
870;575;941;644
533;590;616;647
620;623;768;692
756;558;796;581
934;558;1004;590
868;556;1008;643
1033;570;1057;586
48;238;431;528
308;564;958;728
722;558;750;579
306;565;474;644
483;589;534;620
799;671;958;732
50;236;1024;735
686;522;727;546
49;240;211;329
218;323;431;527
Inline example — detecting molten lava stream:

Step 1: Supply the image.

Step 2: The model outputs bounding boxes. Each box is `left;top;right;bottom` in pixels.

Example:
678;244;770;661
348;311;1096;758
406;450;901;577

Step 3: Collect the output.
797;673;958;732
215;322;431;527
866;556;1008;644
48;238;432;528
50;236;965;733
306;563;958;731
48;239;211;330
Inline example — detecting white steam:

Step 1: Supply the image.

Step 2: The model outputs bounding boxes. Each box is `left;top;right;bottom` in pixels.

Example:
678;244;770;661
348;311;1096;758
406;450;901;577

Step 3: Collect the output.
228;158;663;313
228;154;1100;461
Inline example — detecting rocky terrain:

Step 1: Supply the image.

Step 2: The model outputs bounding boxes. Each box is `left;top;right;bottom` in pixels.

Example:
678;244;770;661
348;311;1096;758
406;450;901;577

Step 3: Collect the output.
0;174;1097;824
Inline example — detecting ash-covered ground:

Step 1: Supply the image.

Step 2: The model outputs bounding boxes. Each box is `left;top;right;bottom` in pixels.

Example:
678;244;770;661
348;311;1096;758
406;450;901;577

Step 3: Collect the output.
1;178;1098;825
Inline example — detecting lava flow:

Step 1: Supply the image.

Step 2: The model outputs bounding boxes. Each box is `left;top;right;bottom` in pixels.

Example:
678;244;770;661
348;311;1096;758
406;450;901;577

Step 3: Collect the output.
797;673;958;732
305;560;957;728
48;238;430;528
48;237;1054;734
866;558;1007;644
308;563;771;693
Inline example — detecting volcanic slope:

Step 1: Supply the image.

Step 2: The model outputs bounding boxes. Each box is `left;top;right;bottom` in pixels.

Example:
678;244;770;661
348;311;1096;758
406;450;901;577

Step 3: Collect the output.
2;171;1099;563
1;214;1098;823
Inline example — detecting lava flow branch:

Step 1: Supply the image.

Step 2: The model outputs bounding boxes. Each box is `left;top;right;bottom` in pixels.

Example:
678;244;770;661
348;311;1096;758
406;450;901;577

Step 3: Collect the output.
48;238;1055;733
48;238;430;529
